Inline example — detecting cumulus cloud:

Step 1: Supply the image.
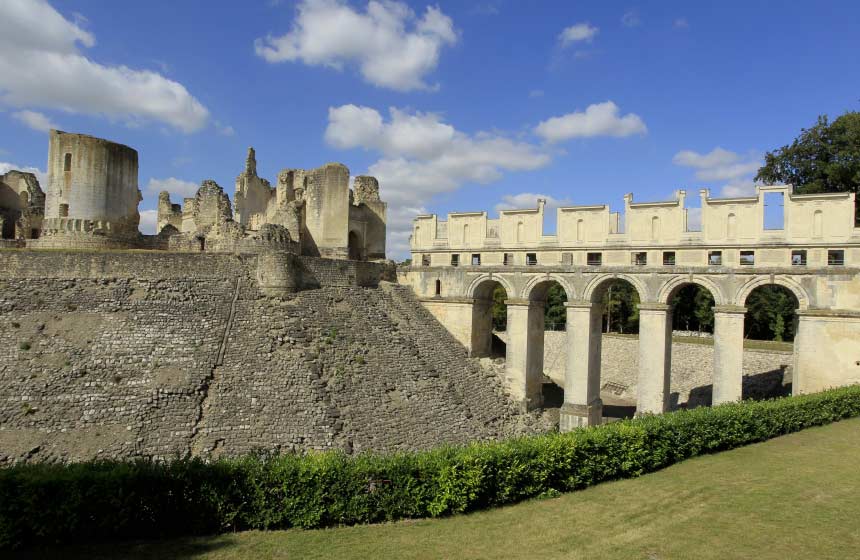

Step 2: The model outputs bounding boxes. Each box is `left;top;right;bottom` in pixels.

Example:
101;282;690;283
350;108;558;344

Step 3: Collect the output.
215;121;235;136
0;161;47;185
672;147;762;197
558;22;598;46
0;0;209;132
12;110;58;132
534;101;647;143
255;0;457;91
326;104;552;257
138;209;158;235
145;177;199;199
621;10;641;28
494;192;572;213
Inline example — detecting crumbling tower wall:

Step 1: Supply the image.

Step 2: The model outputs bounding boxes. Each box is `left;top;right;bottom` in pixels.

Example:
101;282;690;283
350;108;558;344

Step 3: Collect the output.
303;163;350;258
43;130;141;238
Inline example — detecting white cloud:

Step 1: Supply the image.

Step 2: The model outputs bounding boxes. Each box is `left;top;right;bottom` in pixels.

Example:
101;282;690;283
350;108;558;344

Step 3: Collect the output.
672;147;762;197
534;101;647;143
145;177;199;198
0;161;47;185
674;18;689;29
12;109;58;132
0;0;209;133
138;209;158;235
255;0;457;91
215;121;235;136
326;104;552;257
494;192;572;213
621;10;641;28
558;22;598;46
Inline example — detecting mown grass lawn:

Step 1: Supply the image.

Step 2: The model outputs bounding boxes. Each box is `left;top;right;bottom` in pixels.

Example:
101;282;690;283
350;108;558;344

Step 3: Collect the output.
19;417;860;560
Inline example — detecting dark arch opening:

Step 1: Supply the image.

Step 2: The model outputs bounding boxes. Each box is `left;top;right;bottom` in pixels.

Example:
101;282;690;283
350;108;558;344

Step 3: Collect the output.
196;236;205;252
434;279;441;296
669;284;715;336
348;230;364;261
666;283;716;410
743;285;799;343
527;280;569;408
588;278;642;419
592;279;641;334
472;280;507;359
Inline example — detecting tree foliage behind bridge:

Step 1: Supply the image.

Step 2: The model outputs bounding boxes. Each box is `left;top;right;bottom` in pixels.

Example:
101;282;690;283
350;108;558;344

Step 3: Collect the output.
756;111;860;224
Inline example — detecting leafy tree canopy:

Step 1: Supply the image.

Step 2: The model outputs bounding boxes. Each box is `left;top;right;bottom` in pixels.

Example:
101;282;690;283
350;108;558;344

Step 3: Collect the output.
756;111;860;223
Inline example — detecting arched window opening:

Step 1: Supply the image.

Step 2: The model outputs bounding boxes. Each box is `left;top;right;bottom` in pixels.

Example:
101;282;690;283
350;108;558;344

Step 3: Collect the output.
471;280;508;360
727;213;737;239
63;153;72;172
813;210;823;238
651;216;660;240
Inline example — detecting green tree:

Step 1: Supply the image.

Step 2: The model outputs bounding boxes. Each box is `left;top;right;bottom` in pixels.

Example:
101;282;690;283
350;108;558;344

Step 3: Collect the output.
601;282;640;334
491;285;507;331
745;286;798;342
544;283;568;330
756;111;860;224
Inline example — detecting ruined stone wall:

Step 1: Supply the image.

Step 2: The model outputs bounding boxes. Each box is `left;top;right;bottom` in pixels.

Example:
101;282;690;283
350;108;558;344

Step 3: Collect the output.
0;250;538;464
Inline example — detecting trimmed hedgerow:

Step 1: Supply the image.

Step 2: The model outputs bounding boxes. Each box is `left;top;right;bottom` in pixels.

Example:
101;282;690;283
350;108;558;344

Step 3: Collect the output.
2;385;860;549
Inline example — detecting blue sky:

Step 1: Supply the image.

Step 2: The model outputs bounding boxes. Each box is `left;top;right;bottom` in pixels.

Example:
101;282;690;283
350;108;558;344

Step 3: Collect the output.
2;0;859;257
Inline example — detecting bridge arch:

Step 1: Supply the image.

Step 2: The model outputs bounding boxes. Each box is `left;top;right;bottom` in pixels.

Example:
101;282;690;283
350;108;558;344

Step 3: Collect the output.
657;275;725;306
467;274;516;300
521;274;575;301
735;275;810;310
582;273;649;303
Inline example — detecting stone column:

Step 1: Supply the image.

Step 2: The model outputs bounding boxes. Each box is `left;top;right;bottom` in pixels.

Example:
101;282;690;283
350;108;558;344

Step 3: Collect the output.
712;305;746;404
505;298;545;410
637;303;672;415
559;301;603;431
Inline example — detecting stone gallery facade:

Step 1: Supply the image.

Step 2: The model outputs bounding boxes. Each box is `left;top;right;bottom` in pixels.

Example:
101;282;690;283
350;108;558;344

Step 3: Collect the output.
405;188;860;429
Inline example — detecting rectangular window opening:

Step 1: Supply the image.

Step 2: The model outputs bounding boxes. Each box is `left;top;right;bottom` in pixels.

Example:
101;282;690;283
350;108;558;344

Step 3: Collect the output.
450;254;459;267
471;253;481;266
63;153;72;172
663;251;676;266
740;250;755;266
587;252;602;266
421;254;431;266
791;250;807;266
763;192;785;230
708;251;722;266
828;250;845;266
632;252;647;266
525;253;537;266
503;253;513;266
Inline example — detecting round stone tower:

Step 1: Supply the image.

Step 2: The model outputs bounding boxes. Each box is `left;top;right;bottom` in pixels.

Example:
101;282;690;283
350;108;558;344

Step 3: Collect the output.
44;130;141;237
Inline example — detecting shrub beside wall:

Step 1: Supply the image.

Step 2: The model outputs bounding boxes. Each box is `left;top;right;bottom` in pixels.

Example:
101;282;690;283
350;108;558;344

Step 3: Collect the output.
2;386;860;549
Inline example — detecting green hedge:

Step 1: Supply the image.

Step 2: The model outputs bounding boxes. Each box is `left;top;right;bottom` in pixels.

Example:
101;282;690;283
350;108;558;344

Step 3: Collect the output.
2;385;860;549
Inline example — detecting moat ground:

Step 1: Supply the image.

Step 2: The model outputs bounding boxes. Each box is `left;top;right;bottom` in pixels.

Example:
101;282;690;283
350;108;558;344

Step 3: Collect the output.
22;417;860;560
